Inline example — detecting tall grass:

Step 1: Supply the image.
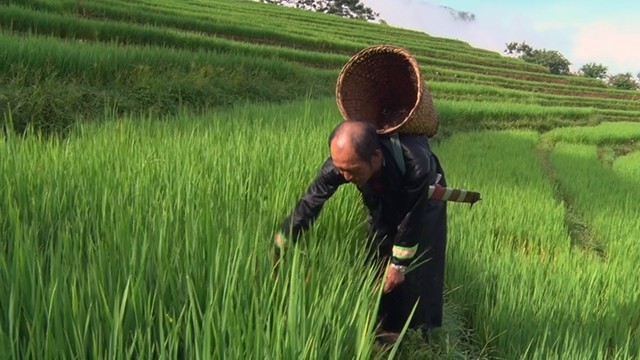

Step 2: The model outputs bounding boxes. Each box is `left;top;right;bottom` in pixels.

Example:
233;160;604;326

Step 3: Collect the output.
438;130;638;359
433;99;597;134
424;67;640;101
58;0;364;54
3;97;639;358
1;5;346;69
0;32;332;85
3;0;639;135
613;151;640;181
430;82;640;111
543;122;640;145
0;32;337;133
0;103;389;359
548;142;640;358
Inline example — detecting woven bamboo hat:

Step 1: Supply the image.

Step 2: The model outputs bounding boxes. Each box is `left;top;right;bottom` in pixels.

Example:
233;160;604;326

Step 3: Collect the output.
336;45;439;137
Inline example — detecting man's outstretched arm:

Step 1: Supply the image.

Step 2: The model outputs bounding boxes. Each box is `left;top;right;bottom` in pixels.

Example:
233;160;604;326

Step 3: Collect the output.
275;157;346;254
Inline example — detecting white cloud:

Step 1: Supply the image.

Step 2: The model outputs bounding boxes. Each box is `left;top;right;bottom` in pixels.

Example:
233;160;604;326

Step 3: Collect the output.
362;0;563;57
362;0;639;75
572;20;640;75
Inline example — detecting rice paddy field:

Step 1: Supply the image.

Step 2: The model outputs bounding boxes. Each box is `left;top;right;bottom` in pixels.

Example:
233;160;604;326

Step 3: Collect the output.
1;0;639;359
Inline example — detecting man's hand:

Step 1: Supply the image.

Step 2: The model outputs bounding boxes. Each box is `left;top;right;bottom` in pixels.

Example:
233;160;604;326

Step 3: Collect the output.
275;232;286;250
272;233;285;278
383;264;406;294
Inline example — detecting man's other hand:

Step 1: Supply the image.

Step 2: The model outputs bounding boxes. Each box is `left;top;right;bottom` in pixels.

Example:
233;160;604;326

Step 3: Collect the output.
272;233;284;278
383;264;405;294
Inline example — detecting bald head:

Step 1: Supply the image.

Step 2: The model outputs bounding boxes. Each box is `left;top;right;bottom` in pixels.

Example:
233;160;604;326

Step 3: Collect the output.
328;121;383;186
328;121;380;162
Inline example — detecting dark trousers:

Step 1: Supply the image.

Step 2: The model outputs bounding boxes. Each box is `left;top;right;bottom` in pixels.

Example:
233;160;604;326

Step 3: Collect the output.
367;199;448;333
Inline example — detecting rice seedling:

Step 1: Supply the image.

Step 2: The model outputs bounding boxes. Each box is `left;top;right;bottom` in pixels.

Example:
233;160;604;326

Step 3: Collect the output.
1;4;347;69
543;122;640;145
1;103;387;359
3;98;639;359
439;130;639;359
548;142;640;358
2;3;639;358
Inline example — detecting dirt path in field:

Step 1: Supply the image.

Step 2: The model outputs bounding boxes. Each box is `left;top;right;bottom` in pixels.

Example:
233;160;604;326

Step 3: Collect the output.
534;138;607;260
597;141;640;168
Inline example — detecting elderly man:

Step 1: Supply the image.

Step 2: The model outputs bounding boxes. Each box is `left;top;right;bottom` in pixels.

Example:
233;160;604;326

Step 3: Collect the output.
274;120;448;339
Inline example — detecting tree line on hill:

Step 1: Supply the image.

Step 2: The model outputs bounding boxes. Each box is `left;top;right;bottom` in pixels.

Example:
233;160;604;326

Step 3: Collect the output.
505;42;639;91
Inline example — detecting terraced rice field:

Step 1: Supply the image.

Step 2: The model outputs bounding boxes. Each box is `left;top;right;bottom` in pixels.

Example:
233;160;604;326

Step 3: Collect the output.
1;0;639;358
2;0;640;134
2;99;639;359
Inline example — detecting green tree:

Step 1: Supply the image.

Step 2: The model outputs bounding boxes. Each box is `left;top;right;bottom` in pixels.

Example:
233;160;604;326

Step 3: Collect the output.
261;0;379;20
527;49;571;75
504;42;571;75
607;73;638;90
505;42;534;57
579;62;608;79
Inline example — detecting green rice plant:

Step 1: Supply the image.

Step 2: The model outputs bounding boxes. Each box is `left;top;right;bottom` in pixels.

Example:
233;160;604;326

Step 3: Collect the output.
0;5;347;69
433;99;597;134
439;130;638;359
548;142;640;358
591;108;640;119
0;102;391;358
0;31;333;87
429;82;640;112
0;32;338;133
0;0;65;10
424;67;639;101
612;151;640;182
543;122;640;145
4;97;639;359
42;0;365;54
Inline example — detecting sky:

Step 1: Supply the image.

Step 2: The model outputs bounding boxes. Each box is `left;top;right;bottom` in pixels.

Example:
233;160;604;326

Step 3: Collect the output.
360;0;640;76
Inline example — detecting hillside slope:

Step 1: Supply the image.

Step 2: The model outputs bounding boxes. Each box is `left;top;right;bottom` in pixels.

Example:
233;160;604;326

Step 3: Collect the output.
0;0;638;134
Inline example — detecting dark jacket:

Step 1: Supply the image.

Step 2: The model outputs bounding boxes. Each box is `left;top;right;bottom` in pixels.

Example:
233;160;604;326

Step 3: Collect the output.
279;134;441;266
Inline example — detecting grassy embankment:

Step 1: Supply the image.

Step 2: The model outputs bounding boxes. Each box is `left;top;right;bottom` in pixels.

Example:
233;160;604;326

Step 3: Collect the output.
1;0;639;134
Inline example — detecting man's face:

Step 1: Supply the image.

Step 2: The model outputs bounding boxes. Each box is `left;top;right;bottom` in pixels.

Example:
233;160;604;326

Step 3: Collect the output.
330;141;380;187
